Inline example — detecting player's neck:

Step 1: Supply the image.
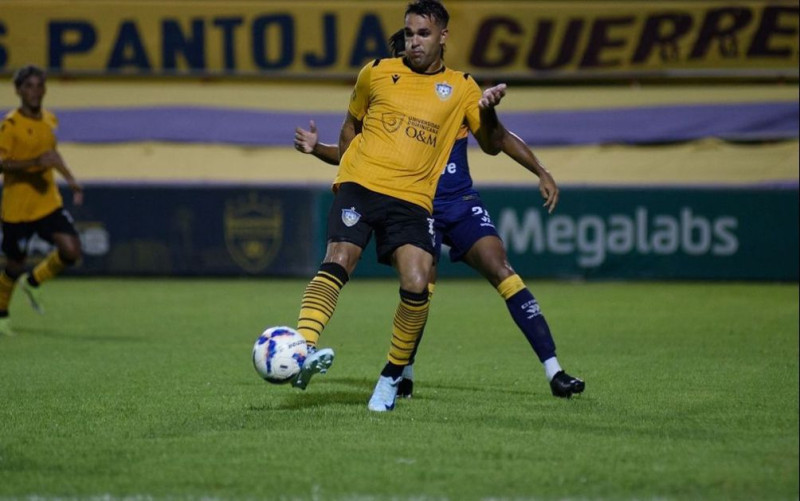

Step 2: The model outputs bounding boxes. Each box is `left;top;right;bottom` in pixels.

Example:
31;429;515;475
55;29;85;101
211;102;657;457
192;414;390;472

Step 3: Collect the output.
403;57;445;75
19;106;42;120
424;59;444;74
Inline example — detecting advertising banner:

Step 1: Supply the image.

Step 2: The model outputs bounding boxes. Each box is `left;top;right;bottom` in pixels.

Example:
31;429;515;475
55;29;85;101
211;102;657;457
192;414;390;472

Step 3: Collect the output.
0;185;319;276
337;186;800;281
0;1;796;80
2;185;796;280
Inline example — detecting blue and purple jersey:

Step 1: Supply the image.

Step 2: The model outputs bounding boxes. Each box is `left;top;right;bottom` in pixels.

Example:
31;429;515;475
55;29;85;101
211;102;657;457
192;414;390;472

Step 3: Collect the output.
431;125;499;262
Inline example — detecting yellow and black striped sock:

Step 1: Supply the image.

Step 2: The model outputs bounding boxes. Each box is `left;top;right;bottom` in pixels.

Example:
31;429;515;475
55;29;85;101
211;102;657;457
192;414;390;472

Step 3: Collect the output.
387;288;430;367
0;271;16;315
32;251;67;285
296;262;349;349
407;282;436;365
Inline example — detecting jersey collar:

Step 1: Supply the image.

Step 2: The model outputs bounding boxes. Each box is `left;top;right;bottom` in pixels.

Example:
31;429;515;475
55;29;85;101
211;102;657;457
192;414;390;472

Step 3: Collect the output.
402;57;446;76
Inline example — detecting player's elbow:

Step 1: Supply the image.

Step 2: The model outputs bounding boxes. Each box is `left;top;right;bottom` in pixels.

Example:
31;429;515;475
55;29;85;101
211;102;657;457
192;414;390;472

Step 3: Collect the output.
478;136;503;155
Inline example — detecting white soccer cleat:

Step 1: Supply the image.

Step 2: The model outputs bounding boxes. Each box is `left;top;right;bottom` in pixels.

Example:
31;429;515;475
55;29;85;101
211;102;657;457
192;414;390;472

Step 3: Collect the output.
368;375;402;412
291;347;334;390
19;273;44;315
0;317;14;337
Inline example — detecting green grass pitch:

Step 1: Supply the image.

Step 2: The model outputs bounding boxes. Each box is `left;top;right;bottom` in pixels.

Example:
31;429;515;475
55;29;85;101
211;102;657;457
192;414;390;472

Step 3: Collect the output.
0;278;797;500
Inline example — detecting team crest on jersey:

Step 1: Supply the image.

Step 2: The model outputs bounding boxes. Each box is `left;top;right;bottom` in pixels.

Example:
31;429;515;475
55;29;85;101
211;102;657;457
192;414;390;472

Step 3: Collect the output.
342;207;361;227
435;82;453;101
381;112;405;133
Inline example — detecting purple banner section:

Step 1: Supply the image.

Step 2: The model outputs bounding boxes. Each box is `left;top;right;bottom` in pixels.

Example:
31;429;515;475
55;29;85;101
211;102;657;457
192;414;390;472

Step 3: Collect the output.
54;102;798;147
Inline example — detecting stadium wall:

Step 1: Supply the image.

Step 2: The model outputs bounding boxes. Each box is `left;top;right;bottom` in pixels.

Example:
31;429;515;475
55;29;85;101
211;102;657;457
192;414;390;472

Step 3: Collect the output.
2;184;795;281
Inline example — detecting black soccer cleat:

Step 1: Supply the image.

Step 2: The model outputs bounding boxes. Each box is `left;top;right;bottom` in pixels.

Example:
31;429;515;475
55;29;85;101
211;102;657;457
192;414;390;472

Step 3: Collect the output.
550;371;585;398
397;377;414;398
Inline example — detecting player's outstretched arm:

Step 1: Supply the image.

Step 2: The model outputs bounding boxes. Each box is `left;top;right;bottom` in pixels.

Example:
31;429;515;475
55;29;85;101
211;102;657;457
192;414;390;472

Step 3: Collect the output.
473;83;507;156
0;153;45;173
48;149;84;206
501;130;559;213
294;120;339;166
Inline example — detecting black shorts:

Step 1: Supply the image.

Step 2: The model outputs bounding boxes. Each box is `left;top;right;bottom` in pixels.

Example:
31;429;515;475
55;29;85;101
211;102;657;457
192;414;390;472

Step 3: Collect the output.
1;208;78;261
328;182;435;265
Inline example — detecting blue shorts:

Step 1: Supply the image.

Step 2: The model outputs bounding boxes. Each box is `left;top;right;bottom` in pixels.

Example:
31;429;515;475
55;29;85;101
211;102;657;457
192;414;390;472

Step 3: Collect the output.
432;194;499;263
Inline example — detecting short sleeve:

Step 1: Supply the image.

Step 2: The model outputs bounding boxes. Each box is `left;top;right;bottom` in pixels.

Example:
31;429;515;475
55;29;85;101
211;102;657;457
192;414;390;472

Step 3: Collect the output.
462;75;483;135
347;62;374;121
0;119;13;157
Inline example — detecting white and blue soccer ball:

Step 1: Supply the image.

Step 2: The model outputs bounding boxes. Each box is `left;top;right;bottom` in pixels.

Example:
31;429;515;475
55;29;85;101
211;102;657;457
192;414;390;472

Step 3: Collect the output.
252;326;307;384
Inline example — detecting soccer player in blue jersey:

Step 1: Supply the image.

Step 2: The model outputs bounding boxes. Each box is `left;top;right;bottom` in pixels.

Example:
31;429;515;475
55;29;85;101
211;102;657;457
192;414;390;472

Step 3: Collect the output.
292;29;585;399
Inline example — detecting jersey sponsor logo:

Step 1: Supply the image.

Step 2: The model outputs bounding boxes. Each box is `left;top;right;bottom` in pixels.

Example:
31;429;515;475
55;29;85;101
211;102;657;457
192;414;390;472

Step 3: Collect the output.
392;74;400;84
521;299;542;319
381;112;405;133
405;116;440;147
435;82;453;101
342;207;361;227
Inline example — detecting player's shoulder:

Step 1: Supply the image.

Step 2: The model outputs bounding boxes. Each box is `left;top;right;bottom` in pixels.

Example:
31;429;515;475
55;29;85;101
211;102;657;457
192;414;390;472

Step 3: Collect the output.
42;109;58;128
2;108;18;124
444;66;475;81
443;67;479;92
0;109;19;133
367;57;406;73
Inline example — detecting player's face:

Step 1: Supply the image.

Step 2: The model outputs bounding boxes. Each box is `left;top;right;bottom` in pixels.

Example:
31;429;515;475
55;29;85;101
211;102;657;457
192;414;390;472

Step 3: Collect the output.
404;14;447;72
16;75;46;112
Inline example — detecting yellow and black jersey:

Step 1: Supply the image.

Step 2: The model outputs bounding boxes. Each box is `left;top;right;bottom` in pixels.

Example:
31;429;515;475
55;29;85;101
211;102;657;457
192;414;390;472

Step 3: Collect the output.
0;108;63;223
335;57;484;212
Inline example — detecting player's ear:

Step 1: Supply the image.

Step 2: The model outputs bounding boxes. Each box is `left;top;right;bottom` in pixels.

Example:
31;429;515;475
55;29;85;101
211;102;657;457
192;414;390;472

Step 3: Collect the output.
439;28;448;46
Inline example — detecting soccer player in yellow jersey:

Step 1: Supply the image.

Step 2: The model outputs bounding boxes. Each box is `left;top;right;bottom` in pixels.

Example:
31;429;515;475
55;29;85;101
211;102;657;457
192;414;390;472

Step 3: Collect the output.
288;0;507;411
295;29;585;400
0;66;83;336
295;26;586;400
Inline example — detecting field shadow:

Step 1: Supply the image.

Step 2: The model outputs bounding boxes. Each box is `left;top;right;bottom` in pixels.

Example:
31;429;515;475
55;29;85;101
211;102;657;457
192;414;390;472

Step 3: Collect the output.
248;389;369;411
9;326;143;343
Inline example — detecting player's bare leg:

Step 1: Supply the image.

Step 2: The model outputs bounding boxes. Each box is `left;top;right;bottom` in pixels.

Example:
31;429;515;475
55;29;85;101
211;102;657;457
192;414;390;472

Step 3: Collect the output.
368;245;432;411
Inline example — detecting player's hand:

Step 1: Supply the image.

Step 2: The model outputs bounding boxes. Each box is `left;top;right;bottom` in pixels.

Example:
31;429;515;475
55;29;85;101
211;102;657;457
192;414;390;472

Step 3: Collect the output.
70;183;84;206
539;171;559;213
294;120;319;154
479;84;507;109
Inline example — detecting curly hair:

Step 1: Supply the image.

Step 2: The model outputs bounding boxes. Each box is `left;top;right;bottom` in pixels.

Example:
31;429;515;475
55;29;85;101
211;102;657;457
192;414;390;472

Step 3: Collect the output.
388;29;405;57
13;65;46;89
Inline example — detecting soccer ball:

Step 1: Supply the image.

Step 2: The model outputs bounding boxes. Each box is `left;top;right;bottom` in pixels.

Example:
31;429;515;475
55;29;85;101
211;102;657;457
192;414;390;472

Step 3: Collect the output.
252;326;308;384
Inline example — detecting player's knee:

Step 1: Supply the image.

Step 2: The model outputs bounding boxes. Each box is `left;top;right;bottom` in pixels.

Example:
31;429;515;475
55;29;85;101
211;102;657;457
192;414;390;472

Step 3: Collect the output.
486;261;515;288
400;270;429;294
58;244;81;265
323;242;361;274
3;262;25;280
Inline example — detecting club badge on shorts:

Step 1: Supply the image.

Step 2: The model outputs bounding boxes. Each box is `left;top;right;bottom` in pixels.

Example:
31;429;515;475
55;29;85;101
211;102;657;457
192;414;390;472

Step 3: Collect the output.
435;82;453;101
342;207;361;227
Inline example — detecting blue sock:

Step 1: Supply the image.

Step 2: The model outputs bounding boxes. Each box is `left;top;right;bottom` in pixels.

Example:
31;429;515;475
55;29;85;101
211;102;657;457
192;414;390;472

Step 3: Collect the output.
505;289;557;362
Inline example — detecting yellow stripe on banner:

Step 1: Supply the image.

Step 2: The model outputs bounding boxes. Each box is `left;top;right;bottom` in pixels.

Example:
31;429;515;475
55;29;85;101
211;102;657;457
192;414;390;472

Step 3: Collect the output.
56;140;800;187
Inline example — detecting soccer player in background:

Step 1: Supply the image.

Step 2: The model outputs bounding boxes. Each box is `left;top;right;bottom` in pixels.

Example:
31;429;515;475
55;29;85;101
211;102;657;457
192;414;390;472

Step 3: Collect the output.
0;65;83;336
293;29;585;400
287;0;508;411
